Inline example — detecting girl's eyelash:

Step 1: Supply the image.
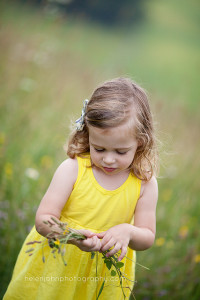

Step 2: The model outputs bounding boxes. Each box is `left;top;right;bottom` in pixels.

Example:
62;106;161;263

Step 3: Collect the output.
94;148;127;155
117;151;127;155
94;148;104;152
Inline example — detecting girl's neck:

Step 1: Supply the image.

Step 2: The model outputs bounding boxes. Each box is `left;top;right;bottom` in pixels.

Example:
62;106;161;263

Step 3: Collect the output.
92;166;130;191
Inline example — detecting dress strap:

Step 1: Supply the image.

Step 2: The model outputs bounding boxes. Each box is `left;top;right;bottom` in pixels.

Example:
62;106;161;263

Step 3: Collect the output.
74;154;91;189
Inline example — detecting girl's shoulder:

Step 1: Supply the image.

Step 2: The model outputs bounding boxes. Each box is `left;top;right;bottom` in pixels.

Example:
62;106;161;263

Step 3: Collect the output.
59;157;78;169
55;157;78;186
140;176;158;199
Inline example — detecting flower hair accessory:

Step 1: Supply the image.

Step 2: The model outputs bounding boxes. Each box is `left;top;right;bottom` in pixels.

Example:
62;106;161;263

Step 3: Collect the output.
75;99;89;131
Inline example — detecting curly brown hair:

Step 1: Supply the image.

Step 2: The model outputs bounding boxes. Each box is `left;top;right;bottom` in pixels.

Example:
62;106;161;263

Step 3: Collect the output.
66;77;159;181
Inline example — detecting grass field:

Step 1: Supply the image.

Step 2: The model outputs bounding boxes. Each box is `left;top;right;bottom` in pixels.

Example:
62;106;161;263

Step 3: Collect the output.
0;0;200;299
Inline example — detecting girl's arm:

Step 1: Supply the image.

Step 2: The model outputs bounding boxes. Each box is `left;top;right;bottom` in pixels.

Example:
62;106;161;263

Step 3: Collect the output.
97;176;158;261
128;175;158;250
35;158;101;251
35;158;78;237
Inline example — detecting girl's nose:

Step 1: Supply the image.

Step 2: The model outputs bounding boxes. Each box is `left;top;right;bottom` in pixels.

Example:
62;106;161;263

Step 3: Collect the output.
102;153;115;164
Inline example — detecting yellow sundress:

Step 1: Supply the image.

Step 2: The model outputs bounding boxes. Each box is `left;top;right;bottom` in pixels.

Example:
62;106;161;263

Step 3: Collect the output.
4;154;141;300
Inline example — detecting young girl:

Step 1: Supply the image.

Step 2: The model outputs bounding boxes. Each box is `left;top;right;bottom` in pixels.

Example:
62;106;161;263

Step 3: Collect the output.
4;77;158;300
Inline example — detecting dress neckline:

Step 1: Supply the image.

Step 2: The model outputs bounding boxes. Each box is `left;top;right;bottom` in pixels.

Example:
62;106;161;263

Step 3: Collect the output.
88;162;133;195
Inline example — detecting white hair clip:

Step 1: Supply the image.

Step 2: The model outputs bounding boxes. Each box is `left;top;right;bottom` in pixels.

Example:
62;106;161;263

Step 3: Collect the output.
75;99;89;131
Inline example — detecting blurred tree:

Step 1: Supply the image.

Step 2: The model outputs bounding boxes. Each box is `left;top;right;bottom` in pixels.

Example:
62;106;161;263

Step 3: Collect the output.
19;0;146;26
62;0;145;25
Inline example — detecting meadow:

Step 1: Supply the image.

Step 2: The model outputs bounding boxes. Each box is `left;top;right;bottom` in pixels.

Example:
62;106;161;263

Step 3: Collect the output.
0;0;200;299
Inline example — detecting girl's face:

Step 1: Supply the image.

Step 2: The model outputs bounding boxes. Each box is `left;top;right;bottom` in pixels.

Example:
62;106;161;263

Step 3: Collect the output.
88;123;138;176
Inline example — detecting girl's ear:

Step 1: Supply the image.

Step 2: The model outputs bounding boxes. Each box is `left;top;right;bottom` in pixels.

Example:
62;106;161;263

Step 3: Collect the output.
137;138;143;147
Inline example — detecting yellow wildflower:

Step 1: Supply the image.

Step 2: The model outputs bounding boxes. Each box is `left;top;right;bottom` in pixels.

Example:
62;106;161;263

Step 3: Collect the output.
162;189;172;202
54;240;60;246
4;162;13;180
0;132;5;145
179;225;189;239
155;237;165;247
194;254;200;264
40;155;53;169
63;230;68;235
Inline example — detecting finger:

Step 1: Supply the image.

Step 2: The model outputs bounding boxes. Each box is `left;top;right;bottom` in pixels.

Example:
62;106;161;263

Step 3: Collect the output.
84;236;97;246
117;246;127;261
100;233;112;247
88;236;100;248
96;231;106;239
100;238;115;252
77;229;94;238
106;242;121;257
83;236;101;252
76;237;94;251
73;239;86;249
91;238;102;252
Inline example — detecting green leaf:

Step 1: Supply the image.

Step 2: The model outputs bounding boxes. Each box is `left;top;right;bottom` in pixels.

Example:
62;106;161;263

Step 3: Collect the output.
105;259;112;270
111;270;116;276
112;255;118;262
116;262;124;269
96;279;105;300
91;251;96;259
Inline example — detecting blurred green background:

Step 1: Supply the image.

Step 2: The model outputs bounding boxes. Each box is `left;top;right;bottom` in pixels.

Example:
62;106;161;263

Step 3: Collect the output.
0;0;200;299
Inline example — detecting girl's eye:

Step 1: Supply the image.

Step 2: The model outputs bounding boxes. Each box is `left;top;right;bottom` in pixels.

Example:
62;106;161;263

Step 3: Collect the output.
94;148;104;152
117;151;127;155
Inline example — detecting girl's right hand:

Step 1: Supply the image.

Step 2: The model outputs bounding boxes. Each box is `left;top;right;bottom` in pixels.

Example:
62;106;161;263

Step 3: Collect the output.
69;229;102;252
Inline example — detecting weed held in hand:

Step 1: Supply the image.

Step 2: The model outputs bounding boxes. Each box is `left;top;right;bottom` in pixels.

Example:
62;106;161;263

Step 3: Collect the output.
26;217;148;299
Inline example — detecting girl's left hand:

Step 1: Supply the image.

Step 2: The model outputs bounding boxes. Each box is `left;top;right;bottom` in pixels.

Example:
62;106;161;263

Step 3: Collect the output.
96;224;132;261
69;229;101;252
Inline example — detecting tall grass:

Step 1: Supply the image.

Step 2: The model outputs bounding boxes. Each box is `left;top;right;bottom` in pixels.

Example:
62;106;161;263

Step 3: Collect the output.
0;0;200;298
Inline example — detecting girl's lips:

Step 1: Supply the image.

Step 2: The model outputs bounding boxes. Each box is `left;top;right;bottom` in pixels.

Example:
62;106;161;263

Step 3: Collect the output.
103;167;116;173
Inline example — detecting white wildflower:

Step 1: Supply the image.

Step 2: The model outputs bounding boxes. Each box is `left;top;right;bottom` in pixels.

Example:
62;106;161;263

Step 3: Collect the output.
25;168;39;180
